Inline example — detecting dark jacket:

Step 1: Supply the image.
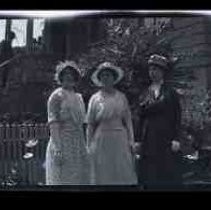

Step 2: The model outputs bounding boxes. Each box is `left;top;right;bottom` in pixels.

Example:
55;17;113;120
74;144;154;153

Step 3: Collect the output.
137;84;182;186
139;84;181;155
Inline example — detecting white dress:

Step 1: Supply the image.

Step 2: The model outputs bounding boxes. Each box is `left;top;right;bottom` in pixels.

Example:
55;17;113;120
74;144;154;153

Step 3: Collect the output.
86;90;138;185
46;87;90;185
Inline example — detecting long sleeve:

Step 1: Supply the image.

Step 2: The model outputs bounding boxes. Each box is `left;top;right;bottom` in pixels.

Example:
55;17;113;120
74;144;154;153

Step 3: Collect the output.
77;93;86;123
171;89;182;140
77;94;87;141
47;90;61;124
85;95;96;125
122;94;135;146
85;95;97;149
47;89;62;151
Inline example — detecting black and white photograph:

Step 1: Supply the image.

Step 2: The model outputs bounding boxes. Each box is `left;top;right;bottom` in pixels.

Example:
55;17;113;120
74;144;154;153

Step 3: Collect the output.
0;10;211;191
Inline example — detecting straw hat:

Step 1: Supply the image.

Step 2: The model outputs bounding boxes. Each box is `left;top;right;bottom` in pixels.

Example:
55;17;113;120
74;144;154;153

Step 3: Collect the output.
55;60;81;84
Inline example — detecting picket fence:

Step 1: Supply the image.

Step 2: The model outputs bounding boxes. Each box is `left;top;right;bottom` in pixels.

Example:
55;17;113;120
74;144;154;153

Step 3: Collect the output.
0;123;50;187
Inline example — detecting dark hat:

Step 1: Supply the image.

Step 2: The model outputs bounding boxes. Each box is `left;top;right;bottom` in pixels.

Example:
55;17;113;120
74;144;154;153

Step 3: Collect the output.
148;54;169;70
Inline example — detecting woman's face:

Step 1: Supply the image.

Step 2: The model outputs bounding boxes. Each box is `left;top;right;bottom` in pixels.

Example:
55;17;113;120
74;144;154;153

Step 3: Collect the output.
99;69;115;87
149;65;164;83
61;68;78;88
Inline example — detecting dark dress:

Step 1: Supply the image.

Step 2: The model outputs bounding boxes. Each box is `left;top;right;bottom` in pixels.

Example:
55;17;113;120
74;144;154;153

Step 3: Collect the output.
137;84;182;189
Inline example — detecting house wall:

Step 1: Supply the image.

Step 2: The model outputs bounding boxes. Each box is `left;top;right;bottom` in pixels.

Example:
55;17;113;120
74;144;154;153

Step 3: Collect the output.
170;17;211;127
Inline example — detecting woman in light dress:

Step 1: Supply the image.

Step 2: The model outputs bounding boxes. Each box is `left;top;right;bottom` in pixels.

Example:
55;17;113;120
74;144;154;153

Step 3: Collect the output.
86;62;137;185
46;61;90;185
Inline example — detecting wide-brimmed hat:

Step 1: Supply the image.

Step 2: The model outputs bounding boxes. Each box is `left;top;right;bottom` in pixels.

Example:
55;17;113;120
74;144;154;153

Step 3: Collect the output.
91;62;124;87
55;60;81;84
148;54;169;70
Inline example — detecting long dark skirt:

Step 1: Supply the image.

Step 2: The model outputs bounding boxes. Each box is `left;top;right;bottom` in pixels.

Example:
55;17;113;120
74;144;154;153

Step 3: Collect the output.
136;151;183;190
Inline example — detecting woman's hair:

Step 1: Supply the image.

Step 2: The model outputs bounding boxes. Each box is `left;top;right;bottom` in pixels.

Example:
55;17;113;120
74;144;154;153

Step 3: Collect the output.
149;64;167;73
55;61;81;85
58;67;80;83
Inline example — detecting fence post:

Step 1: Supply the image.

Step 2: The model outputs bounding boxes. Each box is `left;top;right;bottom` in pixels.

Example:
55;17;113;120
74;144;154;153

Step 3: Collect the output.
39;123;44;139
4;123;10;179
21;123;28;141
28;123;35;140
44;123;50;139
0;123;4;140
11;123;17;140
5;123;10;140
20;123;28;184
34;123;40;139
11;123;16;161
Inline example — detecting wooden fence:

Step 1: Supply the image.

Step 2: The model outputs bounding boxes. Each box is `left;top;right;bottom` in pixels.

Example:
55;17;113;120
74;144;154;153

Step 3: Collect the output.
0;123;49;187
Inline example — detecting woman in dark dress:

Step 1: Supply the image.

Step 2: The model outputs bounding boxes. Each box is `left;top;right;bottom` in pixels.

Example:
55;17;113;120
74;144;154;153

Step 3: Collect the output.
136;54;182;189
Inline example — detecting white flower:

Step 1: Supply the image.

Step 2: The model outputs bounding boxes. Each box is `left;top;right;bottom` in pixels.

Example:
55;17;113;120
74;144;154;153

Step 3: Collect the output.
25;139;38;148
187;135;193;140
11;168;17;174
171;56;178;63
23;152;34;159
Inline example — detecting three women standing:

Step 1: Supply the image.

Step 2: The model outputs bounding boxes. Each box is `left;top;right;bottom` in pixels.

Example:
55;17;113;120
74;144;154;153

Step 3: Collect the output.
47;56;185;186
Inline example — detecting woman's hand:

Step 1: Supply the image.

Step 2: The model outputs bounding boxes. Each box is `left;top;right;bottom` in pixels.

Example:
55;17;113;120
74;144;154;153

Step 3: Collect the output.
171;140;181;152
87;141;97;155
132;142;142;154
139;93;155;108
53;150;64;165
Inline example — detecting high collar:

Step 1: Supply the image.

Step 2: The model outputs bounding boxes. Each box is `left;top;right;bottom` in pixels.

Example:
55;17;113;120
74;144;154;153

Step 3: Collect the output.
151;79;164;86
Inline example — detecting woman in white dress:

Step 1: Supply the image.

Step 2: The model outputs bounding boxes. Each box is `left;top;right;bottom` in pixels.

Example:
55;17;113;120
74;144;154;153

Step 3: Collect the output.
86;62;137;185
46;61;90;185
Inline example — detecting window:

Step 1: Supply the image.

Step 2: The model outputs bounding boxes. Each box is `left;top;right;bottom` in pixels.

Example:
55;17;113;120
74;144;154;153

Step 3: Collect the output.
5;18;45;47
0;19;6;43
33;18;45;40
11;19;27;47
